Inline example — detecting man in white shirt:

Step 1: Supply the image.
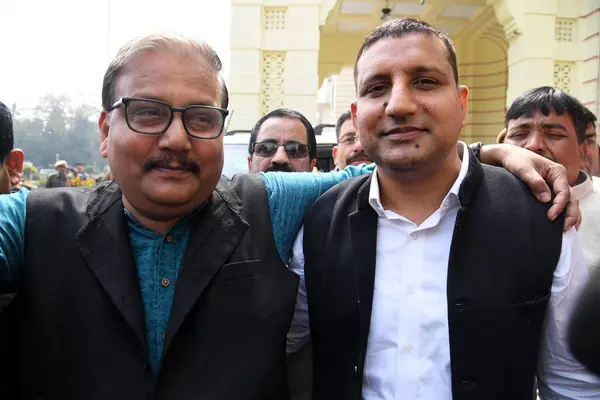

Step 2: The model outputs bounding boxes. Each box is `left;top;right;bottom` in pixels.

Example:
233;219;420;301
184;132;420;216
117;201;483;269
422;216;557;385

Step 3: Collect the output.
504;87;600;274
287;18;600;400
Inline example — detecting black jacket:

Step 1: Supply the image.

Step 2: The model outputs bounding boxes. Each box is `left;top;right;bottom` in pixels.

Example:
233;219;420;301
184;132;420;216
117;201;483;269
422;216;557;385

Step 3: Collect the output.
2;175;298;400
303;150;564;400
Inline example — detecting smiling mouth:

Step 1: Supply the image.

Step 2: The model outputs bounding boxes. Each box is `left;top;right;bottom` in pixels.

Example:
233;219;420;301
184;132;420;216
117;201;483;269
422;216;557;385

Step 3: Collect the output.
349;158;372;165
383;127;426;141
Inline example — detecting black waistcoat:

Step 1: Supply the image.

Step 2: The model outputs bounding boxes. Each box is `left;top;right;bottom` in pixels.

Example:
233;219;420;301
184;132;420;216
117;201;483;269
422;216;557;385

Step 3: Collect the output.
303;151;564;400
4;174;298;400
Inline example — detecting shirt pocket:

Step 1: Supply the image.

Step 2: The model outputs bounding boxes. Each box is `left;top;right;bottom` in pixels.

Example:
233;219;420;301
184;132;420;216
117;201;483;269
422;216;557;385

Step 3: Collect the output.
505;292;551;358
213;260;265;285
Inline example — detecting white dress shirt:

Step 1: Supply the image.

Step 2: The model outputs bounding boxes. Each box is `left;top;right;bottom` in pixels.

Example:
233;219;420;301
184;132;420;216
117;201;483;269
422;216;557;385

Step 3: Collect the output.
288;144;600;399
572;174;600;274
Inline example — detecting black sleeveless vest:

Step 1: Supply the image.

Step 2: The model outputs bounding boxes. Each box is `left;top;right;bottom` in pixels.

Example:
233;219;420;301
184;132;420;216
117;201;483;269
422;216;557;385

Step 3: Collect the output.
2;175;298;400
303;150;564;400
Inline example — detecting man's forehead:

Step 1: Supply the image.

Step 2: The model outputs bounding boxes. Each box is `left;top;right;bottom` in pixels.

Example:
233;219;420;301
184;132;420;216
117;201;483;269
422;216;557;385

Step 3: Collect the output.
339;120;356;136
357;34;452;81
258;117;307;140
509;111;569;124
507;112;576;132
116;49;220;105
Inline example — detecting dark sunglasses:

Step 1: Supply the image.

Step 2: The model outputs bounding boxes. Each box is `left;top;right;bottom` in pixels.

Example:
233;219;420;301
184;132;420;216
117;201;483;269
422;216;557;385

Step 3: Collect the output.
252;141;310;159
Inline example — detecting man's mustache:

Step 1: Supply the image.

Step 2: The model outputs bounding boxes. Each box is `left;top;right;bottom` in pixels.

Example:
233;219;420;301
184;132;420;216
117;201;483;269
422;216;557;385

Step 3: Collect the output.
266;163;293;172
346;151;372;165
143;153;201;174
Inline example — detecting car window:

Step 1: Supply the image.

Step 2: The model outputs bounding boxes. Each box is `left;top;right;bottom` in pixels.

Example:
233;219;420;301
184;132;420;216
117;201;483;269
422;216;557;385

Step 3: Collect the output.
222;143;249;178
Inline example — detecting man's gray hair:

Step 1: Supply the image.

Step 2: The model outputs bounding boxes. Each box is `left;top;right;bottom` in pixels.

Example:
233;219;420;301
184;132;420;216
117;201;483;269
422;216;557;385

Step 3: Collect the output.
101;33;229;111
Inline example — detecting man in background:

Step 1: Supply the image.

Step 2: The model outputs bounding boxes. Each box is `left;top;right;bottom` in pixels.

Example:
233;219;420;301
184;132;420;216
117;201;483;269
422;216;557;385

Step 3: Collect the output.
46;160;71;188
248;108;317;173
71;162;96;187
504;86;600;274
332;110;372;170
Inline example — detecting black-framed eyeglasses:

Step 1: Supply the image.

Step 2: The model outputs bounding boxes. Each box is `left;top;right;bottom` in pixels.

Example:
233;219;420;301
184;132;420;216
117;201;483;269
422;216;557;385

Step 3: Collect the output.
252;141;310;159
109;97;230;139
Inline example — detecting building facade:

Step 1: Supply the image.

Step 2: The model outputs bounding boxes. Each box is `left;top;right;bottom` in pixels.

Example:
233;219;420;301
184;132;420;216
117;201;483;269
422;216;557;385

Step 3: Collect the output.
229;0;600;143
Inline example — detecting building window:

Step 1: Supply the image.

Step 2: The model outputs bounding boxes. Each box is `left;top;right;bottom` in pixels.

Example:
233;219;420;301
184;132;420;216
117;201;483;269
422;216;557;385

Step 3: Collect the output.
553;62;573;93
261;52;285;115
263;7;287;31
555;19;575;42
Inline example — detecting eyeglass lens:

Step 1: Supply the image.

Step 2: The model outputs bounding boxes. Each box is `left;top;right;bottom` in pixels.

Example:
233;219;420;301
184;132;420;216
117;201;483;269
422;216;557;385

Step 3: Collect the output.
126;99;224;138
254;142;309;159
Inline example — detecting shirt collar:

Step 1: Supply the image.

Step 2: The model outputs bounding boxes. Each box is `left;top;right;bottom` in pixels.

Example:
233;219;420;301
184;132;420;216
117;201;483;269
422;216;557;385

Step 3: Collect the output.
571;172;594;201
368;142;470;217
123;201;208;237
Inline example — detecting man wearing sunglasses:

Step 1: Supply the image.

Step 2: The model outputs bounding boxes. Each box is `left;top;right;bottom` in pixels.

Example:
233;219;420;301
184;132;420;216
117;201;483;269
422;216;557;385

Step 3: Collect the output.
0;33;580;399
248;108;317;173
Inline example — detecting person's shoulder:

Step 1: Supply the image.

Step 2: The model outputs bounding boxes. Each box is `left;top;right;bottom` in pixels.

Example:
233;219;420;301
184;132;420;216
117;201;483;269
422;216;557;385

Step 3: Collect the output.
216;173;268;207
331;173;370;200
480;164;555;216
310;174;370;215
27;186;95;209
223;173;264;191
480;163;535;195
0;188;30;207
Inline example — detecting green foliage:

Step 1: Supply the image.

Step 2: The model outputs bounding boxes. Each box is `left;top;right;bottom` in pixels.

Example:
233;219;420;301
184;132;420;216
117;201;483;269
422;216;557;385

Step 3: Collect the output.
12;95;108;170
22;163;40;181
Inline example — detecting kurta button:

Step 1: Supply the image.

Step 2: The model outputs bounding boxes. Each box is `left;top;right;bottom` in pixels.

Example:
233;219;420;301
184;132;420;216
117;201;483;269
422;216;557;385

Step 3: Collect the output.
161;278;171;288
162;331;166;341
165;234;173;243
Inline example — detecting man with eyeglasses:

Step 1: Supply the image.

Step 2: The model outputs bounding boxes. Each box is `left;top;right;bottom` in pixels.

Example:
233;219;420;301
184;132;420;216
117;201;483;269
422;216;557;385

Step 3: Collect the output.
0;33;580;399
248;108;317;173
332;110;373;170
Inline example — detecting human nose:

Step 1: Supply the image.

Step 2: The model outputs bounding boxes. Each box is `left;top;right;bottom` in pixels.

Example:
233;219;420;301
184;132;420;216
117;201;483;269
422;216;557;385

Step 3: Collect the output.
385;82;418;117
270;144;290;164
157;113;192;152
524;131;547;153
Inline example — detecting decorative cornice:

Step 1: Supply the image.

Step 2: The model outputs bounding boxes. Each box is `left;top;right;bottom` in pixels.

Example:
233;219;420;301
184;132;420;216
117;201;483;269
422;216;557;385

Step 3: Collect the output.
503;19;521;41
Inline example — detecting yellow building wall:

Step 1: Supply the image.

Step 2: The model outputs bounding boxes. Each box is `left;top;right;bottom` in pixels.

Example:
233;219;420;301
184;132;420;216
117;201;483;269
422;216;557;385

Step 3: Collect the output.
228;0;322;130
229;0;600;140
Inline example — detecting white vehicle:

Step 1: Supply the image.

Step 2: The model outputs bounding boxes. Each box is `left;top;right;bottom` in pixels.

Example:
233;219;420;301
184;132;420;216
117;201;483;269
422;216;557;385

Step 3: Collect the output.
222;124;338;178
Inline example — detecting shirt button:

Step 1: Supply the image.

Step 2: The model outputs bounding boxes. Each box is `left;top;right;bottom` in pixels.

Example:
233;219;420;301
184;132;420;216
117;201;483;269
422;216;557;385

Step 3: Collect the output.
411;233;418;240
407;287;415;295
161;278;171;288
404;344;412;353
165;234;173;243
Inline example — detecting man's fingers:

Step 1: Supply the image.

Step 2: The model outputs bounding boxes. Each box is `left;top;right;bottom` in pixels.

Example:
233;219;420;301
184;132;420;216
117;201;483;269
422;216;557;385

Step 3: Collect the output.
548;189;570;222
519;168;551;203
562;196;581;232
547;165;570;221
564;215;578;232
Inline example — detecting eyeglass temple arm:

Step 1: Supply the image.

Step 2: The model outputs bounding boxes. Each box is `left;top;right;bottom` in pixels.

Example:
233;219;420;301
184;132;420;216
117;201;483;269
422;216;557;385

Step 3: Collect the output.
223;109;234;133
